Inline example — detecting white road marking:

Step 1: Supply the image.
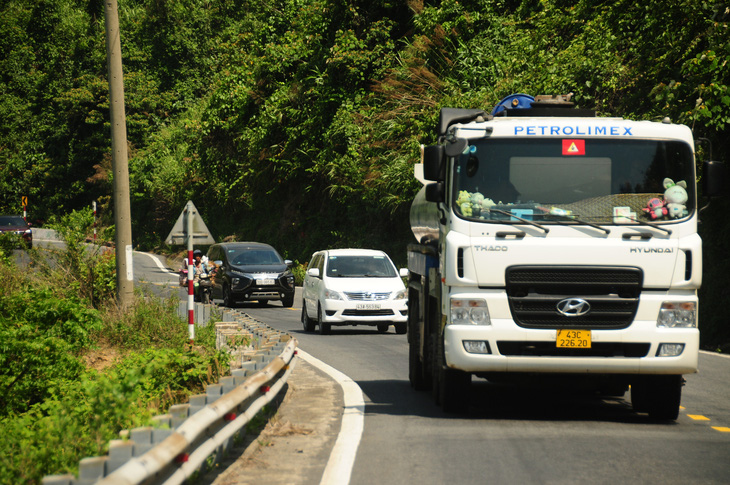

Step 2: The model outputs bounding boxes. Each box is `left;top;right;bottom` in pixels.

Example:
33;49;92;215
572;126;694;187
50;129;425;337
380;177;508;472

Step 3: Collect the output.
700;350;730;360
136;251;179;276
296;349;364;485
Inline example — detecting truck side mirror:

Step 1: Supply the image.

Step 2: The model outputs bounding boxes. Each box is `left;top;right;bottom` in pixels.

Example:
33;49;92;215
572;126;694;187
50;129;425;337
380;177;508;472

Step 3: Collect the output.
444;137;468;157
423;145;444;181
425;182;444;203
703;160;727;197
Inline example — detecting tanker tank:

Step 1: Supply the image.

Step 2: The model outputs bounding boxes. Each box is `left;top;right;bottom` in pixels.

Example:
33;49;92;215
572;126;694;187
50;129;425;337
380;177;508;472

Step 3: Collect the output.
410;185;440;244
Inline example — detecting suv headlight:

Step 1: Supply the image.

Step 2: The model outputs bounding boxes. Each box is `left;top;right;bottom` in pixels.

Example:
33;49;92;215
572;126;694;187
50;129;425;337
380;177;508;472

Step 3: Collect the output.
657;301;696;328
450;298;490;325
393;290;406;300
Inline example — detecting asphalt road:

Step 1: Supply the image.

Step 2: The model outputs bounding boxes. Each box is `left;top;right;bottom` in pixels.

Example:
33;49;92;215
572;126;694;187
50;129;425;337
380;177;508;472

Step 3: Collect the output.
227;298;730;485
135;252;730;485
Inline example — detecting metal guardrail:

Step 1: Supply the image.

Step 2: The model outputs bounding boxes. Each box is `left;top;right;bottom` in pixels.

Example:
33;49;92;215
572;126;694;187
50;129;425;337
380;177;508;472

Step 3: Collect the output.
42;304;298;485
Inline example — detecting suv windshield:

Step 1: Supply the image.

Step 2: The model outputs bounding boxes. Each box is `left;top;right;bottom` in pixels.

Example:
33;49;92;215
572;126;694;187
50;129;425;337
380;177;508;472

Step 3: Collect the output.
229;249;282;266
326;255;397;278
452;138;694;225
0;216;27;226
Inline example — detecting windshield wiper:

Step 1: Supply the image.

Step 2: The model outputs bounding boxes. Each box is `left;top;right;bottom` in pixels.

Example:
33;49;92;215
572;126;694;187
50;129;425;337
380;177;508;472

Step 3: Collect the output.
620;217;673;235
486;209;549;234
545;213;611;235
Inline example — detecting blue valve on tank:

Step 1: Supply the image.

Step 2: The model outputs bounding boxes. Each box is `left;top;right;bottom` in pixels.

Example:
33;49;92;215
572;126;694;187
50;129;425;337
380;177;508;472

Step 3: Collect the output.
491;93;534;116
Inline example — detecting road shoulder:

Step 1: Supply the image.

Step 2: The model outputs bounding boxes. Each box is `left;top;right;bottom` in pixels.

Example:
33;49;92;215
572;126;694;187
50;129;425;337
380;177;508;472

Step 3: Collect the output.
200;358;344;485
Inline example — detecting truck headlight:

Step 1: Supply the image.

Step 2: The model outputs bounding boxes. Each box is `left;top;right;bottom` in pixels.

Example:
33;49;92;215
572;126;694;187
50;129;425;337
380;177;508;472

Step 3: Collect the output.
657;302;696;328
451;298;490;325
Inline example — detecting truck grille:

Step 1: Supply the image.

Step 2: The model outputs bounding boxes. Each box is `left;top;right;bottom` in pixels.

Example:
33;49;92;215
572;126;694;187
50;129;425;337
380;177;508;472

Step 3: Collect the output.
505;266;642;329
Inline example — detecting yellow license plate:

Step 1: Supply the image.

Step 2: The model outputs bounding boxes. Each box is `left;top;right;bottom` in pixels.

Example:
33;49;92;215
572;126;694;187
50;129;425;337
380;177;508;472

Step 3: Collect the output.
556;329;591;348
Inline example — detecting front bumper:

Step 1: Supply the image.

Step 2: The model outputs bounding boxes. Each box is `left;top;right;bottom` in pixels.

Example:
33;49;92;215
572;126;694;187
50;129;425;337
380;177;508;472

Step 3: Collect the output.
444;319;699;375
229;274;295;302
320;299;408;324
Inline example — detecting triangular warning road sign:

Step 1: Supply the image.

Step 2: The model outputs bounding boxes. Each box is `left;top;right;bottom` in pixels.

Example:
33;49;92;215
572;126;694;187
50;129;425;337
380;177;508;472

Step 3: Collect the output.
165;200;215;245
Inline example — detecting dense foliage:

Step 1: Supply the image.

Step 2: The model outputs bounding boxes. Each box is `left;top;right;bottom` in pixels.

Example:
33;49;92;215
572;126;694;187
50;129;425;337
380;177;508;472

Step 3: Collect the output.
1;0;729;348
0;226;228;483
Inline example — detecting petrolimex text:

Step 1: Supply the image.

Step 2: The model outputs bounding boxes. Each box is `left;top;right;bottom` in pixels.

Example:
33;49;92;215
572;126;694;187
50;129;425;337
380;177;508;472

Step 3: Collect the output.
514;126;634;136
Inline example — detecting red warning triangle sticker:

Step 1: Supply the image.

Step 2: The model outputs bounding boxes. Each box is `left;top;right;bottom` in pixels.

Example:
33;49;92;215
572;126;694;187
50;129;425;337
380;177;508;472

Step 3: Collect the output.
562;139;585;155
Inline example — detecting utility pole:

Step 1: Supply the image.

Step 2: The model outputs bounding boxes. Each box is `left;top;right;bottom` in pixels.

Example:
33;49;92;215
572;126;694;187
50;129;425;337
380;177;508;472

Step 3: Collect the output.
104;0;134;307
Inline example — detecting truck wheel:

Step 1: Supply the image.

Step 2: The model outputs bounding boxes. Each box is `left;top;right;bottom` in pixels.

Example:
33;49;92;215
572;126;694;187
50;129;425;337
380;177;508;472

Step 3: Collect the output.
301;303;316;332
409;322;428;390
394;322;407;335
318;305;331;335
633;375;682;420
282;294;294;308
432;330;470;413
431;331;442;405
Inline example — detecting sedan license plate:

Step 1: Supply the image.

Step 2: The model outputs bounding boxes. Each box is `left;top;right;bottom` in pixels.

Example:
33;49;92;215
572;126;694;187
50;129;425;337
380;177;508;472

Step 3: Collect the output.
556;329;591;348
256;278;275;286
356;303;381;310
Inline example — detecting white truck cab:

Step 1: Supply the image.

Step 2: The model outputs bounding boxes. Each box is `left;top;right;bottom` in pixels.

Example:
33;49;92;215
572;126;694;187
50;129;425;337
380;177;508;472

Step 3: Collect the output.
407;94;726;419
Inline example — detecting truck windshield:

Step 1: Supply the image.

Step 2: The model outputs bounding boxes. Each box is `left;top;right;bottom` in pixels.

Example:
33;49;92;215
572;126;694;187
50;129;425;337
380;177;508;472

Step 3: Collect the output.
452;138;695;225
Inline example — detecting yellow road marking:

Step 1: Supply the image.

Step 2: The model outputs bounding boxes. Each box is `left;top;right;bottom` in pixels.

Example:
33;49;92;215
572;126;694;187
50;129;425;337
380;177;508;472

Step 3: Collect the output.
711;427;730;432
687;414;710;421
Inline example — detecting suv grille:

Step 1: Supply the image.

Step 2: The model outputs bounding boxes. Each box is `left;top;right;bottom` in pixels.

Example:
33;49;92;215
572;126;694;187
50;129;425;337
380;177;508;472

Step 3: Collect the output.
506;266;642;329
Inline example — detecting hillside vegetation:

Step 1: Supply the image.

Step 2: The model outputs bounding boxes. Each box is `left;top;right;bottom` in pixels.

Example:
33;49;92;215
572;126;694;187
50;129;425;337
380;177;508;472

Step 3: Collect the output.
1;0;729;350
0;219;229;483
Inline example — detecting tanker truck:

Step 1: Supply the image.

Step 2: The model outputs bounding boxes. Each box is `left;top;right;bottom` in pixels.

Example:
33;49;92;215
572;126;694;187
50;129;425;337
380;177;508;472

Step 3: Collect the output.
407;94;726;419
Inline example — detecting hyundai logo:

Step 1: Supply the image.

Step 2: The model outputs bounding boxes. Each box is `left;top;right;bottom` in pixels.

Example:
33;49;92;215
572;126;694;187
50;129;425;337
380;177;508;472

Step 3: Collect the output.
556;298;591;317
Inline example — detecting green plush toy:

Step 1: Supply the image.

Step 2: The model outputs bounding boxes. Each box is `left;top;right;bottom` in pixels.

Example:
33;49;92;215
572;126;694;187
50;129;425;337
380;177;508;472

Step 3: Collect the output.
456;190;472;216
456;190;471;205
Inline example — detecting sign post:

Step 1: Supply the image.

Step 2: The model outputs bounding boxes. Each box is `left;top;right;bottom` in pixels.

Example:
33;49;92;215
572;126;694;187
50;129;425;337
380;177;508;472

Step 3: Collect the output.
22;196;27;220
186;202;195;343
165;201;214;344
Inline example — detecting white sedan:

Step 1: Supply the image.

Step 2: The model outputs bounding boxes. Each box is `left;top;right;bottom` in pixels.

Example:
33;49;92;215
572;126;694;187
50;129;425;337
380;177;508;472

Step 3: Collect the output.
301;248;408;335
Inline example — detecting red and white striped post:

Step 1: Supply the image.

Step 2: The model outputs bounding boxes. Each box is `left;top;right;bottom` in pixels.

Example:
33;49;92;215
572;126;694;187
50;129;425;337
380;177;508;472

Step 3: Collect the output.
186;201;195;344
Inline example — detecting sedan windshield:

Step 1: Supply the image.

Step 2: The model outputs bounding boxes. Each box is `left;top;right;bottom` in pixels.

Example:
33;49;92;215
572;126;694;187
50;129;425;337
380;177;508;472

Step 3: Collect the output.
452;138;695;225
326;255;397;278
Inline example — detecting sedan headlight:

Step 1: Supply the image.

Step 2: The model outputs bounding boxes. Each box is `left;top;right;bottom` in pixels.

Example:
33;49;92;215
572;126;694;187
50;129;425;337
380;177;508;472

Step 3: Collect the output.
324;288;343;301
450;298;490;325
657;301;696;328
